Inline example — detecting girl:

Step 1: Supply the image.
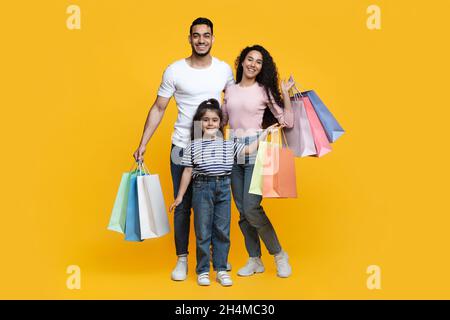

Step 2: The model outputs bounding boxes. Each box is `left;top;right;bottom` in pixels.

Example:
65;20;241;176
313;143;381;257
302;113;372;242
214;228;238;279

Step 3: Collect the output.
222;45;295;278
169;98;277;286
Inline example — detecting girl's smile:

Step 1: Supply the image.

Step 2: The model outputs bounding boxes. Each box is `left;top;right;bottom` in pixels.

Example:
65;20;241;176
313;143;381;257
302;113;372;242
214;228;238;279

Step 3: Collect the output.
201;110;221;138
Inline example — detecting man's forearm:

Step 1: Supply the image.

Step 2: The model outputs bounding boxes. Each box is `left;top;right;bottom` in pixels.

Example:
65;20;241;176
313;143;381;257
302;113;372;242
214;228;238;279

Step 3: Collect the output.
139;104;165;147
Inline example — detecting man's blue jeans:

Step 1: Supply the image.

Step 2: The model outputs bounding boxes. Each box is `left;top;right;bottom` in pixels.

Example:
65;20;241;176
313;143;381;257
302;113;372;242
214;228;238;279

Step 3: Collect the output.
170;144;193;256
192;175;231;275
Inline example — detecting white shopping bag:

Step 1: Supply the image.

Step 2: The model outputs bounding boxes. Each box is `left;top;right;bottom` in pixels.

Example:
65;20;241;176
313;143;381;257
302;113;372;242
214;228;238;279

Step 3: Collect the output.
137;164;170;239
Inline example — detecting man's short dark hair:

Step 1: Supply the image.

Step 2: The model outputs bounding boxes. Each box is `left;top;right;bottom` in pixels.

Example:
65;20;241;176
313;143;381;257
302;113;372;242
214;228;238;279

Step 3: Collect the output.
190;17;213;35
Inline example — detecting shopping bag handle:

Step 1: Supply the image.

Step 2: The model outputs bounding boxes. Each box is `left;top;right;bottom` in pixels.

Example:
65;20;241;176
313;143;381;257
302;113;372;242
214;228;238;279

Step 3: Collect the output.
268;127;290;149
128;160;139;173
137;160;151;176
288;75;306;102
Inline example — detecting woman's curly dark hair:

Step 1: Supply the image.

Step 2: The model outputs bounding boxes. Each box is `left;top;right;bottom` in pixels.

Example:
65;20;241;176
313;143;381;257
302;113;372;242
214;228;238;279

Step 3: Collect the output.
235;45;284;129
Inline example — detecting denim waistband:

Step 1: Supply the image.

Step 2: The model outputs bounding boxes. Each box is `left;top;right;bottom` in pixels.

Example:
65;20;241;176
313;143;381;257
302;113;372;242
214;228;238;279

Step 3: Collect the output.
193;175;231;182
232;134;259;144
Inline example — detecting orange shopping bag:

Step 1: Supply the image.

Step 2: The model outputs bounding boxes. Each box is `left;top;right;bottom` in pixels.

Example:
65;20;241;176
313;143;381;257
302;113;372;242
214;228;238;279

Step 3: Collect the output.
261;128;298;198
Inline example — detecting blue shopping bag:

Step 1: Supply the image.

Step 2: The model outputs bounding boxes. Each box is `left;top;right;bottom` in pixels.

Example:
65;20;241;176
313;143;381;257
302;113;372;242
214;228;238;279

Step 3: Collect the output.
303;90;345;143
124;170;143;242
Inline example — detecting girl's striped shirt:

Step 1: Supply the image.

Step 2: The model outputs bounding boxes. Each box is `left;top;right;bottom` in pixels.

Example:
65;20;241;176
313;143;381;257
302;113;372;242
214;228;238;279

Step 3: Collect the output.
181;138;246;177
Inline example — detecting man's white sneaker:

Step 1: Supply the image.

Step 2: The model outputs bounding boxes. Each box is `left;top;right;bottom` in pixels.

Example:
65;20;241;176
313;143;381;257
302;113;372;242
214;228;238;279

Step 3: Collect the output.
197;272;211;286
216;271;233;287
274;251;292;278
171;256;188;281
237;257;265;277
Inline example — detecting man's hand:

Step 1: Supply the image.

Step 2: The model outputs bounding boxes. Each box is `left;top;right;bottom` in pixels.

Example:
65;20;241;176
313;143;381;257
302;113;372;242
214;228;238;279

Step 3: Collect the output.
133;145;146;162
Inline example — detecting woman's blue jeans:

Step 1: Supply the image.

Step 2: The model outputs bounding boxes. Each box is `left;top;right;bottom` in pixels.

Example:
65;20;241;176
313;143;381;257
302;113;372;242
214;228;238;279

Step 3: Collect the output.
231;135;282;258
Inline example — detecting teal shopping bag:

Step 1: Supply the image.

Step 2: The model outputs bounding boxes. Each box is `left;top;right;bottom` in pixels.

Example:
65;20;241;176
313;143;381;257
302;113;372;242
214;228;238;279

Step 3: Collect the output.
125;169;143;242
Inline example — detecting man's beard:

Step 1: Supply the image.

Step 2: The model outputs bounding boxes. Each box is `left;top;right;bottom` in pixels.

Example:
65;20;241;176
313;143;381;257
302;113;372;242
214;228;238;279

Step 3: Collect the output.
192;46;212;57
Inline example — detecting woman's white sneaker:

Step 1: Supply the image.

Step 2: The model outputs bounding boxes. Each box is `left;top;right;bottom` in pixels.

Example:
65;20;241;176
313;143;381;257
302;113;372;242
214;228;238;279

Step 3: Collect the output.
197;272;211;286
171;256;188;281
274;251;292;278
216;271;233;286
237;257;265;276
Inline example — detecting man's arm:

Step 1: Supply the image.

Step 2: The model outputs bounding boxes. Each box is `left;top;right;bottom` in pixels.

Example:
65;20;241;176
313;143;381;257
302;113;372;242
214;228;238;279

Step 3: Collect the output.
133;95;171;162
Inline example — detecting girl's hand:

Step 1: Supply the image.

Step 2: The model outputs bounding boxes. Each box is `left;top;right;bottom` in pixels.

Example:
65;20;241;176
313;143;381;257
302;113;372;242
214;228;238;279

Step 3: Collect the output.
169;196;183;212
267;123;280;131
261;123;280;139
281;76;295;95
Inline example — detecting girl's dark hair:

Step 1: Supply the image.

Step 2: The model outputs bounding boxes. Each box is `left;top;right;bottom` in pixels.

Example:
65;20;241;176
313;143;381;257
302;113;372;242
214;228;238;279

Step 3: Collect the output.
235;45;284;129
190;98;224;140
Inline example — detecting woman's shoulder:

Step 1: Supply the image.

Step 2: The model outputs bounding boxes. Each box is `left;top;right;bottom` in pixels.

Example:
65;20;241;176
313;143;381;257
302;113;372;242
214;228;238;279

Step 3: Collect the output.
225;83;239;92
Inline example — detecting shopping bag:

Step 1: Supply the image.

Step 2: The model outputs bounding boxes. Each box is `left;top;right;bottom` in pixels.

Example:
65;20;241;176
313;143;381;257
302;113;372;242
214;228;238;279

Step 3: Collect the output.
303;90;344;143
107;171;132;234
283;93;317;157
124;169;143;242
261;128;298;198
137;164;170;239
249;140;270;196
303;96;332;157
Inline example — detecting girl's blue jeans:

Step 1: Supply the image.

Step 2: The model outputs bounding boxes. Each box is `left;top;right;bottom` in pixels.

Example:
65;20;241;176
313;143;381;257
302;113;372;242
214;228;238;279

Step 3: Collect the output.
192;175;231;275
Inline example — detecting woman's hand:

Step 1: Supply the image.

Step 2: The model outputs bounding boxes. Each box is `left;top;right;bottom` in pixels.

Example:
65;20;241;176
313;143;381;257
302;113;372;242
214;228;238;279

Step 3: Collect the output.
169;196;183;212
281;76;295;95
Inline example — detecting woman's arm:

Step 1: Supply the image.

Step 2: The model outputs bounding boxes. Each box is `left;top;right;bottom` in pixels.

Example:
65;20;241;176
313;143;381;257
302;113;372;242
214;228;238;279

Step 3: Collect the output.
221;91;229;126
281;81;293;114
169;167;193;212
267;78;295;128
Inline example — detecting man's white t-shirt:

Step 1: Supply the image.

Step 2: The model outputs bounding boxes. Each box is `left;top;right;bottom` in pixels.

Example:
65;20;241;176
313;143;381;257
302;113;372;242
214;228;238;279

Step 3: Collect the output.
157;57;235;148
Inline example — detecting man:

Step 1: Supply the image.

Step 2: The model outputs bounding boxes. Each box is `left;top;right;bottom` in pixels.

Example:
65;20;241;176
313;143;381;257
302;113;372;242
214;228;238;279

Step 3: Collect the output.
133;17;234;281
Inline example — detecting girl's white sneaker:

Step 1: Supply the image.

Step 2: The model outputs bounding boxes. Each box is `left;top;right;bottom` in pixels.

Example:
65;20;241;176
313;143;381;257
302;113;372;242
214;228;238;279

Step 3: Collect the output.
216;271;233;287
197;272;211;286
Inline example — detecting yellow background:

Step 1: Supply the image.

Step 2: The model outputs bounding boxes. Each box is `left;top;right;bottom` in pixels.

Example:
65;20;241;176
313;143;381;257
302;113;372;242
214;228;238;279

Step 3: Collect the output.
1;0;449;299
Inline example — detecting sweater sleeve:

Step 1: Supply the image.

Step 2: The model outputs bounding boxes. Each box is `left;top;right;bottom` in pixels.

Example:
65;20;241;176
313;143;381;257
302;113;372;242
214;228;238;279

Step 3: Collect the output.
221;90;229;126
266;91;294;128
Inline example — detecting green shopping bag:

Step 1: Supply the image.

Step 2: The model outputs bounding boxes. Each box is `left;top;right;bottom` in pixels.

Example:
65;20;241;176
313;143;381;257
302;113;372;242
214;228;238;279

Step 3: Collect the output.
107;165;137;233
248;140;269;195
249;129;285;196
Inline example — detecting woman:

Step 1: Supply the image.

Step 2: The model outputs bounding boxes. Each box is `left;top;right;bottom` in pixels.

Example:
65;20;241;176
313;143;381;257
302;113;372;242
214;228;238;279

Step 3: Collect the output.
222;45;295;278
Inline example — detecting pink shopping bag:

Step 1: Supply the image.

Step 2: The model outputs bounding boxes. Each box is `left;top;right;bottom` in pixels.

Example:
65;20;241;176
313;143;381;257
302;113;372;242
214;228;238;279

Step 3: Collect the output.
303;96;332;157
